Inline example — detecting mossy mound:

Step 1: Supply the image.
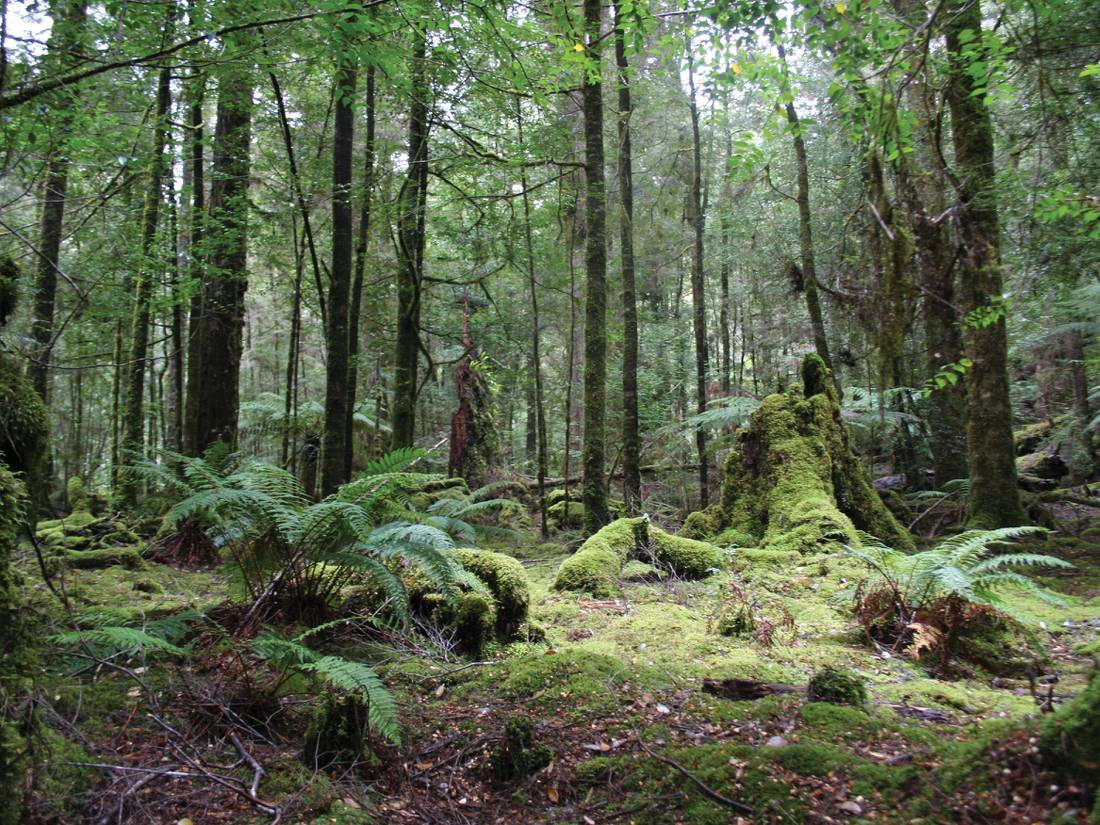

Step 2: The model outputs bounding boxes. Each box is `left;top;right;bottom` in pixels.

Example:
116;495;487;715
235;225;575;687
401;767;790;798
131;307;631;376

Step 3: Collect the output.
485;715;552;784
683;354;914;554
807;667;867;706
546;492;625;530
552;517;723;596
453;548;530;635
0;356;48;513
1040;670;1100;783
0;461;30;825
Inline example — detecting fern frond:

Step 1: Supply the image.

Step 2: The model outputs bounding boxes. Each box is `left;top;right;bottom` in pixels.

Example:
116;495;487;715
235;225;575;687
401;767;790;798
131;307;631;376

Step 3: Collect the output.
361;448;425;477
54;626;187;656
301;656;401;743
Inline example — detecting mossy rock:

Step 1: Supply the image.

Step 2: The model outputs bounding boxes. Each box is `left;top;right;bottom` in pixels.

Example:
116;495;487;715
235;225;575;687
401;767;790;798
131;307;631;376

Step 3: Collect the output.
546;499;586;530
66;475;89;512
1040;670;1100;782
713;527;756;548
680;504;723;540
681;354;914;555
953;610;1049;676
553;517;723;596
420;591;497;656
807;667;867;706
454;548;530;636
1014;420;1052;455
620;559;664;581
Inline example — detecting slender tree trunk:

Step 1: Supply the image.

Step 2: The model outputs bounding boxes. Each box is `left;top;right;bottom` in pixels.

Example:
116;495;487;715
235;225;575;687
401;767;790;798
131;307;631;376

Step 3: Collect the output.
165;177;184;453
183;50;252;456
182;68;206;456
516;98;549;536
282;219;304;470
614;7;641;515
719;121;733;396
320;47;357;495
581;0;609;532
119;63;171;502
346;63;376;479
776;43;832;373
944;0;1024;527
685;41;709;507
393;31;428;449
27;1;86;403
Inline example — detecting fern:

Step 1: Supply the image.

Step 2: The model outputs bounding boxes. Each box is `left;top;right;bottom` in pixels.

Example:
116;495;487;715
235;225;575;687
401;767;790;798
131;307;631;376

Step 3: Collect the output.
252;629;401;743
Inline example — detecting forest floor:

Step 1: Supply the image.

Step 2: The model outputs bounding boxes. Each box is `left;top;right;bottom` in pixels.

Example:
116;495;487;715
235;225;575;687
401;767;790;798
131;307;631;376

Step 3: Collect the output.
18;502;1100;824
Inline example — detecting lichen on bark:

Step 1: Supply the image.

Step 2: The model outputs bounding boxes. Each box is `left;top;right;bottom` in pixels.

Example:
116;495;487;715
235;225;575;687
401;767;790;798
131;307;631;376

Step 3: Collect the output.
686;354;914;554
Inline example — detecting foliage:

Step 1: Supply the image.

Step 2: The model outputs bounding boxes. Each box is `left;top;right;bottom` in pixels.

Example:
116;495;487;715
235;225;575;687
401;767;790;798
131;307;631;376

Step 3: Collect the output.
253;625;400;745
843;527;1071;667
132;449;468;619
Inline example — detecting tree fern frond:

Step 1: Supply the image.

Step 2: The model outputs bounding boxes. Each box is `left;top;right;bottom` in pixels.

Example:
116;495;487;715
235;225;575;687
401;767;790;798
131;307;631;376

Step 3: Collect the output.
361;448;425;477
54;626;187;656
301;656;401;743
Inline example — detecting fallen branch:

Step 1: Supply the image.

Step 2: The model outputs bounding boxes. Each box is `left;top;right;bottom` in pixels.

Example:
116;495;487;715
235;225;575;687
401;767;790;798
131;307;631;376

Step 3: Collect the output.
229;730;268;800
633;729;754;815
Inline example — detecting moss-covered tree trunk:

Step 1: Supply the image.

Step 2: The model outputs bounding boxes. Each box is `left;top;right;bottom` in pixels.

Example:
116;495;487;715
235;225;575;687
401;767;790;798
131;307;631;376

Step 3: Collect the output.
944;0;1025;527
581;0;610;532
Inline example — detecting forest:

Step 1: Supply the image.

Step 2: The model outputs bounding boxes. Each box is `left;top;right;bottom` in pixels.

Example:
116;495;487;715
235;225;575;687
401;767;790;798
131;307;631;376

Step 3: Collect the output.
0;0;1098;821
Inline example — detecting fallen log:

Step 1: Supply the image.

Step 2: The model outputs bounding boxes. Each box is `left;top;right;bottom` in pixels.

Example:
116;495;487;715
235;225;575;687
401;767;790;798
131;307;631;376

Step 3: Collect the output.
702;678;801;701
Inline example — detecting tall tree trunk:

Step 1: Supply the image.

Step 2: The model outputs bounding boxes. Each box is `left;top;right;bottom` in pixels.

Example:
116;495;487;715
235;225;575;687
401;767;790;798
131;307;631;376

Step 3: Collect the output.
119;63;171;503
183;66;206;457
393;31;428;449
320;46;357;495
282;219;304;470
719;120;733;396
346;63;376;479
776;43;832;373
183;50;252;456
516;98;549;536
685;40;709;508
614;6;641;515
165;179;184;453
27;0;86;403
581;0;609;532
944;0;1024;527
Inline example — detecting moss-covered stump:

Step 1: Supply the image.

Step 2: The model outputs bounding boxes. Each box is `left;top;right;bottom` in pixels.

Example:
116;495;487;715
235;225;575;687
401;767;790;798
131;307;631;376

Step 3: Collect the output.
807;668;867;706
485;715;552;784
453;548;530;636
684;354;914;554
553;517;723;597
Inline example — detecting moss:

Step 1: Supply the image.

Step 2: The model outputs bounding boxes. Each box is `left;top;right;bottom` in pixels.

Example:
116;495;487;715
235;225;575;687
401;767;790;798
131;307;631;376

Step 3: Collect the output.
688;354;914;556
713;527;756;547
64;545;145;571
66;476;88;512
649;531;723;577
454;548;530;636
680;504;723;540
303;697;373;769
546;499;586;530
485;715;552;784
496;649;628;702
0;357;48;515
715;603;755;637
420;591;497;656
620;559;664;581
553;518;722;596
1040;670;1100;782
767;741;850;776
30;728;99;822
807;667;867;705
800;702;871;739
309;800;373;824
1014;420;1052;455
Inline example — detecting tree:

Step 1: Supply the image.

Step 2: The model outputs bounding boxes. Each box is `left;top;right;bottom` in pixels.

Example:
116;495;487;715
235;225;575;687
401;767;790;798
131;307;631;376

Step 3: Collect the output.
944;0;1025;527
320;19;358;495
183;45;252;456
581;0;610;532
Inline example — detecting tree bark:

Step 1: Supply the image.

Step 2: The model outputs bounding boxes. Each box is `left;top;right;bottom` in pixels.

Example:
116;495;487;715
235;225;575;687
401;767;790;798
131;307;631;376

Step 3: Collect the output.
320;46;357;495
614;7;641;515
27;1;86;405
183;50;251;456
393;31;428;449
581;0;610;532
944;0;1024;527
776;43;832;373
685;40;710;508
119;62;171;502
346;63;376;479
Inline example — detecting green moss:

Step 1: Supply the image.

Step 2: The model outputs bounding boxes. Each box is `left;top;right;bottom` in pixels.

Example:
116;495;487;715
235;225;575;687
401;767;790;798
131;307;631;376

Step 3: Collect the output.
496;649;628;702
553;518;722;596
620;559;664;581
807;668;867;705
767;741;850;776
713;527;756;547
31;728;98;823
691;354;914;556
800;702;872;740
454;548;530;636
1040;670;1100;782
64;545;145;571
66;476;88;512
680;504;723;540
303;697;373;769
0;356;48;513
715;602;755;637
546;499;586;530
486;715;552;784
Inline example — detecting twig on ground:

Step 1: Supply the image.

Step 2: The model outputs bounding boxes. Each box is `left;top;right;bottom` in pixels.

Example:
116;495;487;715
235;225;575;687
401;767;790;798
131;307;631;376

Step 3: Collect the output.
632;728;755;815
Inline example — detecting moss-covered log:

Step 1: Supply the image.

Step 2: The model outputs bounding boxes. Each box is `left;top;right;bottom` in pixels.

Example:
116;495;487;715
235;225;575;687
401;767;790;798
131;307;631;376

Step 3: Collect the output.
553;516;723;597
683;355;914;554
0;462;30;824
